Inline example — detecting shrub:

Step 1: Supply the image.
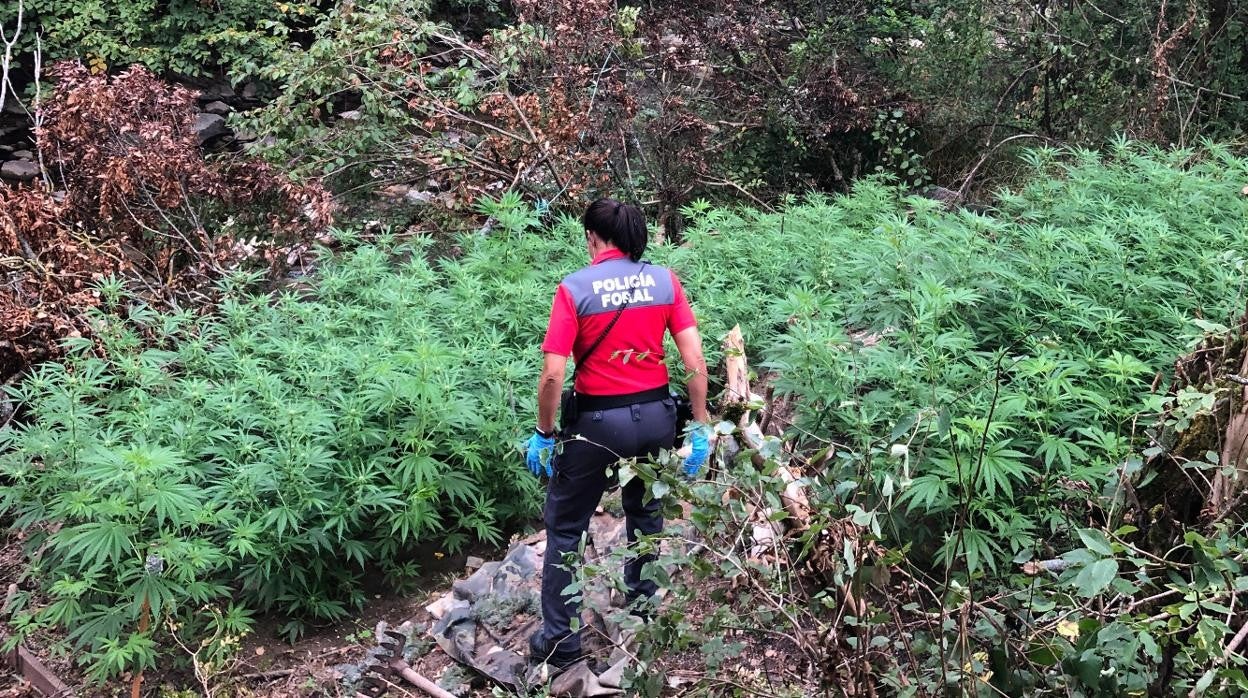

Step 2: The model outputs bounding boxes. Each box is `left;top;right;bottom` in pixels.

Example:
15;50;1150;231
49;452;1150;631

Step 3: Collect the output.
39;62;333;278
0;186;97;383
242;0;630;203
0;0;321;79
0;62;332;383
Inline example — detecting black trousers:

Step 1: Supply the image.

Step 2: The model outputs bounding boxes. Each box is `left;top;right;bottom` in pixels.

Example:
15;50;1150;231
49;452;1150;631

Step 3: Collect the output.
537;396;677;653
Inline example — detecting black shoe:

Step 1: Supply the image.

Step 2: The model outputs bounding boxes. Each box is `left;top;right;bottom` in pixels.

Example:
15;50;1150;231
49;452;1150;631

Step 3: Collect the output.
528;631;584;669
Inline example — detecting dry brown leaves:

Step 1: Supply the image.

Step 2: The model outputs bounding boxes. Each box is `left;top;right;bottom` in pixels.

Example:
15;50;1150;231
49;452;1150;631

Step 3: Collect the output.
0;186;105;382
0;62;334;383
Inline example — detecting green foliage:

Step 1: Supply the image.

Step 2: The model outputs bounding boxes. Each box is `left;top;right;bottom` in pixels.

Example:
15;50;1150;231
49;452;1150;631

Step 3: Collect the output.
670;140;1248;574
620;141;1248;694
871;108;929;186
0;222;593;677
476;190;544;237
873;0;1248;153
0;0;321;79
5;141;1248;685
239;0;444;188
616;388;1248;694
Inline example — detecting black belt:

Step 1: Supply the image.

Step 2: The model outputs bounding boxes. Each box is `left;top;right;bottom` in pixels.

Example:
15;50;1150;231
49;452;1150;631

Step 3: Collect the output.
575;386;670;412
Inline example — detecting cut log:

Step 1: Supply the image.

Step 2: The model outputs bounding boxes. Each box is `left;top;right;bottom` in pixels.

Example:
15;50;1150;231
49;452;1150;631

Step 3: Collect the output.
719;327;812;534
1213;345;1248;513
1138;312;1248;532
750;510;782;558
778;466;812;526
721;325;753;423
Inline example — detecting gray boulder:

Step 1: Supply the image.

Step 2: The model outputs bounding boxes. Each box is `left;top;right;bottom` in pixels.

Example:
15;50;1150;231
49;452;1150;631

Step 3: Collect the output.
11;150;33;161
202;101;231;116
1;160;41;181
199;83;235;102
405;189;436;205
192;113;229;145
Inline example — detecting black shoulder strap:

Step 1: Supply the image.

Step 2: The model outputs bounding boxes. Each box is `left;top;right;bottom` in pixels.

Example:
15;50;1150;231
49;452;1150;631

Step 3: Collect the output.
575;303;628;376
573;261;646;377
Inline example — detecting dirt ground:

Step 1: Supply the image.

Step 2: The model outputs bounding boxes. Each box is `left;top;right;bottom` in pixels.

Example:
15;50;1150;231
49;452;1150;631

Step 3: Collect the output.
206;540;520;698
0;668;35;698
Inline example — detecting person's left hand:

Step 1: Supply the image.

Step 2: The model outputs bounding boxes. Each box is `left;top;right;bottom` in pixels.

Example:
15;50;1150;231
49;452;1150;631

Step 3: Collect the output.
682;423;713;478
526;430;557;477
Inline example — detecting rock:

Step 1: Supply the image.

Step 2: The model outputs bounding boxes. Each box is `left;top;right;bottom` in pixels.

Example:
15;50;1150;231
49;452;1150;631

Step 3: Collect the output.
405;189;435;205
659;33;686;52
241;82;257;100
202;101;231;116
11;150;33;161
452;561;502;602
915;185;960;204
1;101;28;116
549;660;623;696
192;113;228;145
379;184;410;200
597;658;628;689
425;594;469;621
337;110;363;121
1;160;40;181
241;135;277;153
198;83;234;102
465;555;485;570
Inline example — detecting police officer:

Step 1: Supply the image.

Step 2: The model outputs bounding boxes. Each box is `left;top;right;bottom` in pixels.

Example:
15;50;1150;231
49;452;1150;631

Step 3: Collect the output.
524;198;712;668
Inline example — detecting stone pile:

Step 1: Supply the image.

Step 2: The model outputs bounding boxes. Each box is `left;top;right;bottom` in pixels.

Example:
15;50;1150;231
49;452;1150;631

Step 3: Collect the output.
0;100;38;183
0;80;264;187
423;512;641;697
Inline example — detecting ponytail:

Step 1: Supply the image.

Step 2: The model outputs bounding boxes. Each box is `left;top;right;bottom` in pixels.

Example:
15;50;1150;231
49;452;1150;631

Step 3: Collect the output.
583;198;647;262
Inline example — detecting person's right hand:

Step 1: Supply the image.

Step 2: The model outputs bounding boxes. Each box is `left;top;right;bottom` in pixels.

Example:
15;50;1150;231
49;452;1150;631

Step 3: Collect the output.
682;423;712;478
525;430;557;478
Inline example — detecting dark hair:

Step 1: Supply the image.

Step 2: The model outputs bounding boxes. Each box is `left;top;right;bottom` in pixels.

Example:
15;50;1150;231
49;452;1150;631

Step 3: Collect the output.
583;198;647;262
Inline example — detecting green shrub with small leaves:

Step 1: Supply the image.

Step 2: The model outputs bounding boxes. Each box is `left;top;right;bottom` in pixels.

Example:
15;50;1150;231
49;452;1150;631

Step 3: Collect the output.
0;0;321;79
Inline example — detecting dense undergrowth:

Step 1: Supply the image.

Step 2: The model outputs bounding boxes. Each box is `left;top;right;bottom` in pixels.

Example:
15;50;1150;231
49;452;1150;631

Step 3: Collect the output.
629;142;1248;695
677;139;1248;574
3;141;1248;690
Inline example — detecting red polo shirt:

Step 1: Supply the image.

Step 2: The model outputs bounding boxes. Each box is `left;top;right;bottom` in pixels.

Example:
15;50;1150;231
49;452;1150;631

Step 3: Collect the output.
542;249;696;395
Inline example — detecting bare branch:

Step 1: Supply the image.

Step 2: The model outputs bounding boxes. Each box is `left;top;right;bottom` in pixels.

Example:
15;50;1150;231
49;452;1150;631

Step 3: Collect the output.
0;0;23;114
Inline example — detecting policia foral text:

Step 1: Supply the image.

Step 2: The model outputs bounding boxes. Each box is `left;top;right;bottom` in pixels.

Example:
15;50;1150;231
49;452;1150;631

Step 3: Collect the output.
524;199;712;668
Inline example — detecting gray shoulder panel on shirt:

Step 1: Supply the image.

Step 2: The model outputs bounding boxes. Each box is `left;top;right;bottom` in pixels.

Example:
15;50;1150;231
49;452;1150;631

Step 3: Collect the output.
562;259;675;316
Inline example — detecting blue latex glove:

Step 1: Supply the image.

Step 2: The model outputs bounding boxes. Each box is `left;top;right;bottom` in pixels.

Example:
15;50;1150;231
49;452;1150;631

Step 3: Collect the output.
682;423;712;479
526;430;557;477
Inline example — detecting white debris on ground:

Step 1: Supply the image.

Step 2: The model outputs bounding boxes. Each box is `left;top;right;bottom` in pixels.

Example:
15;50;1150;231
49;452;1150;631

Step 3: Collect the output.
423;511;651;697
